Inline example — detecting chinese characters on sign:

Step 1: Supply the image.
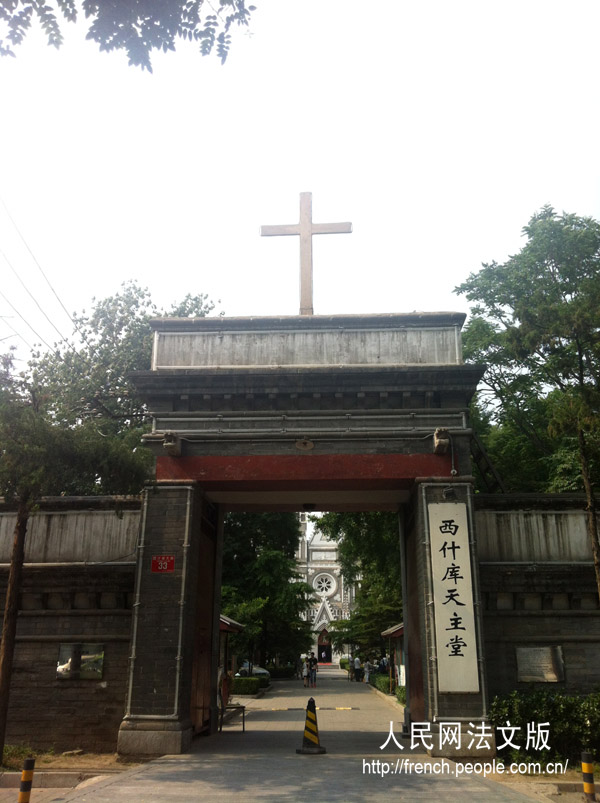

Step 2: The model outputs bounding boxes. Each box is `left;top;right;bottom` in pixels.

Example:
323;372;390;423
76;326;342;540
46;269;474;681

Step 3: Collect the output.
379;720;551;752
428;503;479;692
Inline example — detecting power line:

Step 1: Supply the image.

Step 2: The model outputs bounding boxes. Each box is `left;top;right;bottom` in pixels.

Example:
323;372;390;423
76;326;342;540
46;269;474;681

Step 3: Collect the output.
0;205;143;441
0;245;67;343
0;315;33;350
0;286;55;351
0;197;78;335
0;197;101;360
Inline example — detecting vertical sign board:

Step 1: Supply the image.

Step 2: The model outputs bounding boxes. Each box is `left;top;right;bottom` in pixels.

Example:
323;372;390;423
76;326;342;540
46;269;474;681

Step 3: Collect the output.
428;502;479;693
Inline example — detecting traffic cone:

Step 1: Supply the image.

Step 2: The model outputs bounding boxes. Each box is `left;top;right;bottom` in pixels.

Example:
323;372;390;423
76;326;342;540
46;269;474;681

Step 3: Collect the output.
296;697;326;754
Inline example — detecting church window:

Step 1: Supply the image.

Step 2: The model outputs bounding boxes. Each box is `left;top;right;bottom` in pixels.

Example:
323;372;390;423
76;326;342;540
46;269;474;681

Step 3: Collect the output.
314;573;335;595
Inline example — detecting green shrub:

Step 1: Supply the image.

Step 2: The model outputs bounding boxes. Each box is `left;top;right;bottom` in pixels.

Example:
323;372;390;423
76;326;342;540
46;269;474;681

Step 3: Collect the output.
488;689;600;763
396;685;407;705
1;744;41;771
371;673;395;694
581;691;600;755
339;658;349;671
267;666;295;678
258;675;270;688
232;676;260;695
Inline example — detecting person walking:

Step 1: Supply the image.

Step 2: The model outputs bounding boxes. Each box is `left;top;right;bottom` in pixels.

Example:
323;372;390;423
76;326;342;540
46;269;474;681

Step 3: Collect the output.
354;654;362;682
302;657;309;688
309;652;319;688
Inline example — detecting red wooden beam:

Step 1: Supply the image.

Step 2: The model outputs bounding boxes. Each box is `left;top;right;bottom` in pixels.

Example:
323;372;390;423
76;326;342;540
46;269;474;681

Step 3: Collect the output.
156;453;452;489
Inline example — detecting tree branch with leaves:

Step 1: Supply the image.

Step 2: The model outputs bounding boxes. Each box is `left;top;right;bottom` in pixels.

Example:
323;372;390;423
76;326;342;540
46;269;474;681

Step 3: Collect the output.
0;353;150;763
456;205;600;597
0;0;256;71
314;512;402;657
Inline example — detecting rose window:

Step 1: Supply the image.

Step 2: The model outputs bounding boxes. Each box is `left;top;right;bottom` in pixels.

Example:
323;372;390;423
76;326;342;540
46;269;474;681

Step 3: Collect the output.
314;574;336;596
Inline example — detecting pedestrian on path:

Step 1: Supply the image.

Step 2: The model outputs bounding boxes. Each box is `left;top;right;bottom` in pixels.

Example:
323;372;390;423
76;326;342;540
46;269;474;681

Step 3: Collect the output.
302;657;309;687
308;651;318;687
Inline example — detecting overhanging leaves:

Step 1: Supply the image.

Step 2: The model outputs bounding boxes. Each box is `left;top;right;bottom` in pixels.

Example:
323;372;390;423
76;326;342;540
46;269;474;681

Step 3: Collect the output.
0;0;255;70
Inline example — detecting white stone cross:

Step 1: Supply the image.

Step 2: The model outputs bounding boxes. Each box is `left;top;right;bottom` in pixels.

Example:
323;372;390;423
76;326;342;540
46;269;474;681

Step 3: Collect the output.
260;192;352;315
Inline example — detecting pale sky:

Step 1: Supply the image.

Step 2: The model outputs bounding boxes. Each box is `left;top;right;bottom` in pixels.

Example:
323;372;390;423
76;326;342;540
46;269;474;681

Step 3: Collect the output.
1;1;599;364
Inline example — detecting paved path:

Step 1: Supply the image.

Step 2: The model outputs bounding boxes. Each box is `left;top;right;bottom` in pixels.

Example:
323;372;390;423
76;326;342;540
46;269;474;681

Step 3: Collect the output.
27;666;552;802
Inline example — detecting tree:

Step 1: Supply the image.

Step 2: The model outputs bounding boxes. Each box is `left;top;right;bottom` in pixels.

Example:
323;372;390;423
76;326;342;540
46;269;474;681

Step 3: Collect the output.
0;0;255;71
28;280;215;438
456;206;600;597
0;354;149;763
314;512;402;656
1;282;215;761
462;315;559;493
221;513;314;666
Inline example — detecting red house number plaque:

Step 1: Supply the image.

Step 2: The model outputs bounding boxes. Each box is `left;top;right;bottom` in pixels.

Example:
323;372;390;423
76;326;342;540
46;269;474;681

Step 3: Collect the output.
151;555;175;573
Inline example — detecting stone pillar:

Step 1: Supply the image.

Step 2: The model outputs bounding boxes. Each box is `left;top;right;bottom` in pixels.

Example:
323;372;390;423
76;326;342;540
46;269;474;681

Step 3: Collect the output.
407;481;491;757
118;483;219;755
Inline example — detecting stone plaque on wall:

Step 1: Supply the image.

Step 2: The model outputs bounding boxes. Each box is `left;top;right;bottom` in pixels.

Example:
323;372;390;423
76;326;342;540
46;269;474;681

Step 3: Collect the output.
428;502;480;693
311;551;334;561
516;646;565;682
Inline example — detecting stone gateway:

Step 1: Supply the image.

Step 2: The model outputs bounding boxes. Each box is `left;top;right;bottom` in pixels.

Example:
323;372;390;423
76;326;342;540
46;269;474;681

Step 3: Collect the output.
1;315;599;756
117;310;488;755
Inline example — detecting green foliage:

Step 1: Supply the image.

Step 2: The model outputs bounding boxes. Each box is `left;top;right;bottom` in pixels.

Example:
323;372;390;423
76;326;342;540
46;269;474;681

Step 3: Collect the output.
2;291;161;504
470;400;555;493
544;435;599;494
316;511;401;585
223;596;269;663
456;207;600;499
0;351;149;765
335;580;402;657
0;743;40;771
339;658;349;671
231;676;259;695
221;513;315;666
0;359;149;502
371;672;395;695
29;281;214;436
265;666;295;679
0;1;255;71
1;286;211;762
11;281;217;498
395;685;406;705
488;689;600;762
314;512;402;656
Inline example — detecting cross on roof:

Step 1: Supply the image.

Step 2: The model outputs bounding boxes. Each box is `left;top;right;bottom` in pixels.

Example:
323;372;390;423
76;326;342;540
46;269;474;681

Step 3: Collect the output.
260;192;352;315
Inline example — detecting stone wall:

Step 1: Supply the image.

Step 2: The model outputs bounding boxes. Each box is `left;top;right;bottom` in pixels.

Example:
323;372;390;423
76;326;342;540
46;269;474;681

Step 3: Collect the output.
1;563;134;752
0;498;139;752
2;494;600;752
475;495;600;698
150;313;466;370
0;498;140;564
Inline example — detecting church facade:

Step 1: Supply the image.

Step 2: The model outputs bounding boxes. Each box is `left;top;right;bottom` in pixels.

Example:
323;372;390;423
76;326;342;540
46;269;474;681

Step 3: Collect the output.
296;514;355;663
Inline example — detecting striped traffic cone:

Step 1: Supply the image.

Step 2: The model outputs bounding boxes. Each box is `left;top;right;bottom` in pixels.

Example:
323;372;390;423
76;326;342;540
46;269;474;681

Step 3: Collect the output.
296;697;326;754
